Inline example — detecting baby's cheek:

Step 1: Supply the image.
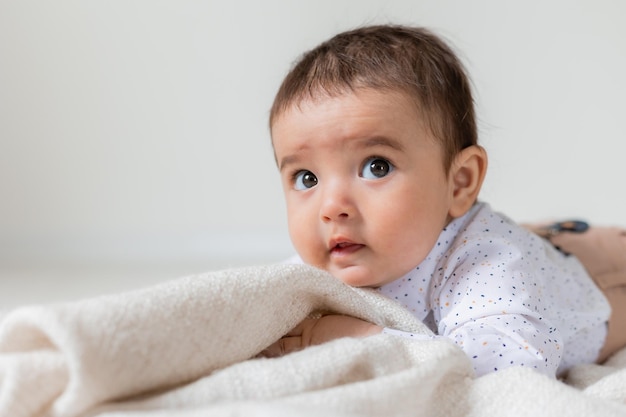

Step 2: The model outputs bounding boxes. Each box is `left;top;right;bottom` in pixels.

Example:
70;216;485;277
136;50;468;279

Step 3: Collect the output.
289;225;322;265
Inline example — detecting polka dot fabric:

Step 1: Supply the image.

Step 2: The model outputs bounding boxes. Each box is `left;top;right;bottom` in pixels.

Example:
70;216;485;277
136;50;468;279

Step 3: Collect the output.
379;202;610;377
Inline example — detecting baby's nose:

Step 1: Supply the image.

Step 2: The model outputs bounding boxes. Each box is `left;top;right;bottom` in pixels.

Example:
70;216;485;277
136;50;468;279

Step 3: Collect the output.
319;183;356;222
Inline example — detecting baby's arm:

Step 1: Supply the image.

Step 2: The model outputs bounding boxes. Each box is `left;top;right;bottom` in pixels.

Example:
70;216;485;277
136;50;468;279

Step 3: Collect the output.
434;237;564;377
262;315;382;357
442;312;561;376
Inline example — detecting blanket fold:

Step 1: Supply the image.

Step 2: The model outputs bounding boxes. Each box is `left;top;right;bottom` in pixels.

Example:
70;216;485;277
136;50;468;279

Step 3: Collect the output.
1;263;626;417
0;264;433;417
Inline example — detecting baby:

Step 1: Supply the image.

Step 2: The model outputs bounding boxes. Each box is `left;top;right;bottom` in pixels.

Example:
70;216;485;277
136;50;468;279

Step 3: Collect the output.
265;24;623;377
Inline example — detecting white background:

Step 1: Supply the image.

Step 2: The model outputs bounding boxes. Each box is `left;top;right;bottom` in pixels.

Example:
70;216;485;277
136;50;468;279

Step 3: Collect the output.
1;1;625;308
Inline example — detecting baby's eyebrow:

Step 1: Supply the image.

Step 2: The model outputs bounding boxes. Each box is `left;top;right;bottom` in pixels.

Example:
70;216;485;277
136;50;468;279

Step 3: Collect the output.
358;136;405;152
278;136;403;172
278;153;300;172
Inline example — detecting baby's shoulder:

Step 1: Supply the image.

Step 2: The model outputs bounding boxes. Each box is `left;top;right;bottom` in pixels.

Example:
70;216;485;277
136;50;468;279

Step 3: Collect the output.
450;203;540;252
442;203;559;276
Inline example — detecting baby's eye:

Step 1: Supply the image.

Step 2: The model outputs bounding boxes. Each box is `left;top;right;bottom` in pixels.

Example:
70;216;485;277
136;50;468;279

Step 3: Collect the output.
293;170;318;190
360;157;394;179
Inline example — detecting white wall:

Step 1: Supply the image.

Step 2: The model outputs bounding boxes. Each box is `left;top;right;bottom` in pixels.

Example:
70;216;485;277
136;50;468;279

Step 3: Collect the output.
1;1;625;304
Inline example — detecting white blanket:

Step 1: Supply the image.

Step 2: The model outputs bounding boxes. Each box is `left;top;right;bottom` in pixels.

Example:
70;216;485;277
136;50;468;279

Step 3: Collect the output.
1;263;626;417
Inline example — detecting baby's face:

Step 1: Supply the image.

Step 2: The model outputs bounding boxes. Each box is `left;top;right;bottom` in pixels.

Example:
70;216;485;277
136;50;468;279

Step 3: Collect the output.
272;89;456;287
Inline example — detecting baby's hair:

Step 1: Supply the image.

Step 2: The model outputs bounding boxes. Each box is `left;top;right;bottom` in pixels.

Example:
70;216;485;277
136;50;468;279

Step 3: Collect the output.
269;24;477;172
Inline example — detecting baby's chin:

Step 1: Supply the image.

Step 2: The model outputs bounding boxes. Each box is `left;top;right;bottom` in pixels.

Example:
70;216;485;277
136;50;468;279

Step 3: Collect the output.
328;264;390;288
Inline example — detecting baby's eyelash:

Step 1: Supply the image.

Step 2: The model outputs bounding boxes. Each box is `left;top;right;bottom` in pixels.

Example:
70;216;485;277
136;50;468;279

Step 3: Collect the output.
364;152;391;160
360;156;395;179
291;169;319;190
289;169;305;182
362;155;395;168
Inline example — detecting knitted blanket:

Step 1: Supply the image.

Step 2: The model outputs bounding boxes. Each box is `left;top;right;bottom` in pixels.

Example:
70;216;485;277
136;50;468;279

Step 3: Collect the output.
1;263;625;417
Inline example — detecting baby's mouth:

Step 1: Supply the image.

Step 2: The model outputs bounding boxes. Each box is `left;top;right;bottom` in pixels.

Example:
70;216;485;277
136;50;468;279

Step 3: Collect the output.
330;242;365;256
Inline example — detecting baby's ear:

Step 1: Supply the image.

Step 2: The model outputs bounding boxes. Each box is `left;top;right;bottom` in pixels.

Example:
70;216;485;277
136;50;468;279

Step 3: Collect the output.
448;145;488;218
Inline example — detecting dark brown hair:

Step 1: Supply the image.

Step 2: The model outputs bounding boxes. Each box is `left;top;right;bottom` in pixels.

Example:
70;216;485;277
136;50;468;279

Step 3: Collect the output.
269;25;477;171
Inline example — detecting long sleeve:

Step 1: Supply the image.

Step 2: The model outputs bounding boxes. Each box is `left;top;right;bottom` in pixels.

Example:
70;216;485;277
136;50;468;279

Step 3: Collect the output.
431;229;594;377
380;202;609;377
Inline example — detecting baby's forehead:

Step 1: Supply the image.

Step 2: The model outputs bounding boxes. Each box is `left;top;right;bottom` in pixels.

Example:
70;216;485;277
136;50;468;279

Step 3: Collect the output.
270;91;442;161
271;88;440;155
275;87;424;122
